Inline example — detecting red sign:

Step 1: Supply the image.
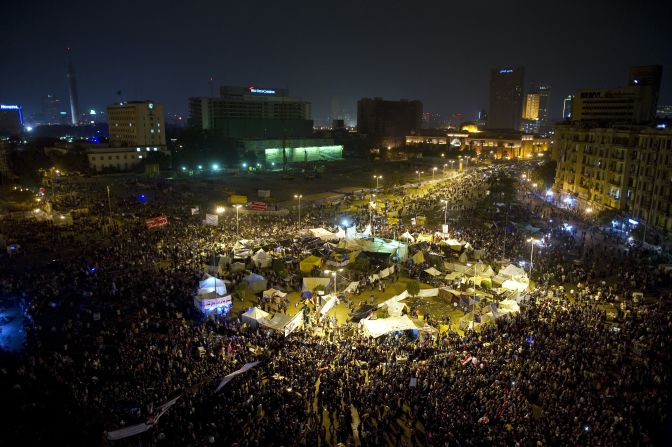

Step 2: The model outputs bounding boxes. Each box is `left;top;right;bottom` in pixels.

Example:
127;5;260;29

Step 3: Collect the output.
249;201;268;211
145;215;168;228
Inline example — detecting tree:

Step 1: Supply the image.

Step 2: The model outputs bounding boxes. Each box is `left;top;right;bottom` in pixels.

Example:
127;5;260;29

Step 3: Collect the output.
406;280;420;297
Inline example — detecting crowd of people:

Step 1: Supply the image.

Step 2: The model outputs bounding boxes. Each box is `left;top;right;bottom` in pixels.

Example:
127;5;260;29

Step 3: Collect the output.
1;163;671;446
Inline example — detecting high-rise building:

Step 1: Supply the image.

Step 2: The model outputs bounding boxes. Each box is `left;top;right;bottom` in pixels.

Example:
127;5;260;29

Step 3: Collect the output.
657;105;672;118
562;95;574;119
357;97;422;147
189;86;313;139
66;49;81;126
107;101;166;148
0;105;23;136
554;123;672;232
522;93;540;120
488;67;524;130
42;94;65;125
571;65;662;125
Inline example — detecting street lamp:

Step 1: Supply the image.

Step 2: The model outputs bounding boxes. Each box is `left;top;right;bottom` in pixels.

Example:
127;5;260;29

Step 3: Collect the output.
449;160;455;170
441;199;449;226
234;205;242;236
324;268;344;295
215;206;225;214
373;175;383;189
432;167;437;179
294;194;303;225
415;170;424;183
527;238;539;277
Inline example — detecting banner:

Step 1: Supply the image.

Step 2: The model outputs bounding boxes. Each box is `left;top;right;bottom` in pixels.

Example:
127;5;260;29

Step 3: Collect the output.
284;309;304;336
249;201;268;211
215;361;261;392
205;214;218;226
191;206;200;215
145;215;168;229
106;395;180;440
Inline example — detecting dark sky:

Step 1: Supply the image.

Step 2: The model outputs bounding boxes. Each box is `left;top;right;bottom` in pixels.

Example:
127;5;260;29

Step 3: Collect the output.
2;0;671;124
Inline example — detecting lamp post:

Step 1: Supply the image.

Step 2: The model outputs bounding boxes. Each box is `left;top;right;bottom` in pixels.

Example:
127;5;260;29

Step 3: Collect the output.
432;167;437;180
527;238;539;277
234;204;241;236
294;194;303;225
415;170;424;183
449;160;455;170
373;175;383;189
441;199;449;226
325;268;344;295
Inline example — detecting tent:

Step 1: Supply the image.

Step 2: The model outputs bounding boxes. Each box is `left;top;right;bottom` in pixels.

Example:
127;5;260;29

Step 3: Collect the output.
412;251;425;264
302;277;331;293
318;295;339;315
498;299;521;315
471;263;495;278
501;279;528;292
424;267;442;277
383;301;406;317
252;249;272;268
242;307;270;328
343;281;359;293
416;233;433;243
377;290;409;309
417;288;439;297
444;262;468;273
243;273;267;293
198;274;227;295
231;262;246;273
443;239;465;251
263;288;287;300
233;240;255;259
399;231;415;243
262;310;304;336
458;252;468;263
300;255;323;273
500;264;528;281
360;315;418;338
445;271;463;281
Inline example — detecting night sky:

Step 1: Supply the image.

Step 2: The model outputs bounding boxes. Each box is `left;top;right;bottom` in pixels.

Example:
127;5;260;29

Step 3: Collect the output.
2;0;671;124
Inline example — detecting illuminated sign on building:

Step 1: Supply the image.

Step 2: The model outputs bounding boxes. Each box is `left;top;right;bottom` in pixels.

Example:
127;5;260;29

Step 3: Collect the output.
0;105;20;110
248;86;276;95
499;69;513;74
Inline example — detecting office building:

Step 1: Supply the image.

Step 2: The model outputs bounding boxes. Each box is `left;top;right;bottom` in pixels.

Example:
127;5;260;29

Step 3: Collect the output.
571;65;662;125
42;94;65;125
523;93;540;120
189;86;313;139
0;105;23;136
87;146;170;173
657;105;672;118
553;123;672;232
563;95;574;119
488;67;525;130
107;101;166;148
357;97;422;147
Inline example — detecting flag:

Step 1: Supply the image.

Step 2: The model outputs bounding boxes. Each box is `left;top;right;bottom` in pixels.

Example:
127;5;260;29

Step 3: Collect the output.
145;215;168;229
204;214;218;226
191;206;200;215
106;395;180;441
249;201;268;211
215;361;261;392
461;354;473;366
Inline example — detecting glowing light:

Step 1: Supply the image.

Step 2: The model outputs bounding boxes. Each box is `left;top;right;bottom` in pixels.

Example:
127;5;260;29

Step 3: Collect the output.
25;126;33;132
212;163;219;171
181;166;187;171
545;189;553;196
628;219;639;225
215;206;226;214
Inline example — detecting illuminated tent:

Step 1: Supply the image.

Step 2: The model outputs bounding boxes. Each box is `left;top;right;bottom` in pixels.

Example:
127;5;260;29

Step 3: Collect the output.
252;249;272;268
399;231;415;243
308;228;339;241
300;255;323;273
198;274;227;295
243;273;267;293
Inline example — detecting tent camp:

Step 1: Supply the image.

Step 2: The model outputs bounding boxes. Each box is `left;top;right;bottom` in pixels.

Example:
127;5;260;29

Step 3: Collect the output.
241;307;270;328
300;255;322;273
233;240;255;259
243;273;267;293
360;315;418;338
251;249;272;268
416;233;433;243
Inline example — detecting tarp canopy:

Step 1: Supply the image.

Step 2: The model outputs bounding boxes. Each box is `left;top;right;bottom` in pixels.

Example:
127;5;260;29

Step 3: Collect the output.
343;281;359;293
309;228;339;241
300;255;323;273
377;290;409;308
416;233;433;243
360;315;418;338
243;273;267;293
444;262;468;273
302;277;331;292
412;251;425;264
318;295;339;315
417;288;439;297
231;262;246;272
399;231;415;243
443;239;466;251
445;271;463;281
198;274;227;294
501;279;528;292
424;267;442;277
233;239;255;259
465;263;495;278
263;288;287;299
500;264;528;280
384;301;406;317
242;307;270;327
252;249;272;268
262;313;293;332
498;299;521;314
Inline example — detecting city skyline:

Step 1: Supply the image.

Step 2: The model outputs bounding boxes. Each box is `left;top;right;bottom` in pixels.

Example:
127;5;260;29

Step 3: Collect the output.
2;0;671;124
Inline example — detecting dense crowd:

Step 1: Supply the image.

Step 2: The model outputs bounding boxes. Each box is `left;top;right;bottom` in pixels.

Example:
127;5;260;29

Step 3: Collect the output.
1;164;671;446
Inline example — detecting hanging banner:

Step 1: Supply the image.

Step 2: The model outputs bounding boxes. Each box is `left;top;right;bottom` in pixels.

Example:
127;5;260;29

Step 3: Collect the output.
106;395;181;440
215;361;261;392
145;215;168;229
249;201;268;211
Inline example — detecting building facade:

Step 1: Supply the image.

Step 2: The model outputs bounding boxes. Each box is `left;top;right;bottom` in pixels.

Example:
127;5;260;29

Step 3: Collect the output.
553;124;672;232
107;101;166;148
488;67;525;130
0;105;23;136
563;95;574;119
87;146;170;173
357;97;422;147
189;86;313;139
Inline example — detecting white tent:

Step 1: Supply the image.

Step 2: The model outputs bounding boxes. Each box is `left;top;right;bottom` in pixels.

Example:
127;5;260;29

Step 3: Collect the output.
343;281;359;293
417;288;439;297
243;273;267;293
377;290;409;308
334;226;346;239
498;299;521;315
458;252;468;263
302;277;331;292
400;231;415;243
318;295;339;315
360;315;418;338
252;249;272;268
262;288;287;299
501;279;528;292
500;264;528;280
424;267;442;277
241;307;270;327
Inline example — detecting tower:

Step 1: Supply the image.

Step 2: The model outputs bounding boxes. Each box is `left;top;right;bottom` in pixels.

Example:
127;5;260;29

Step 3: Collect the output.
66;49;81;126
488;67;525;130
